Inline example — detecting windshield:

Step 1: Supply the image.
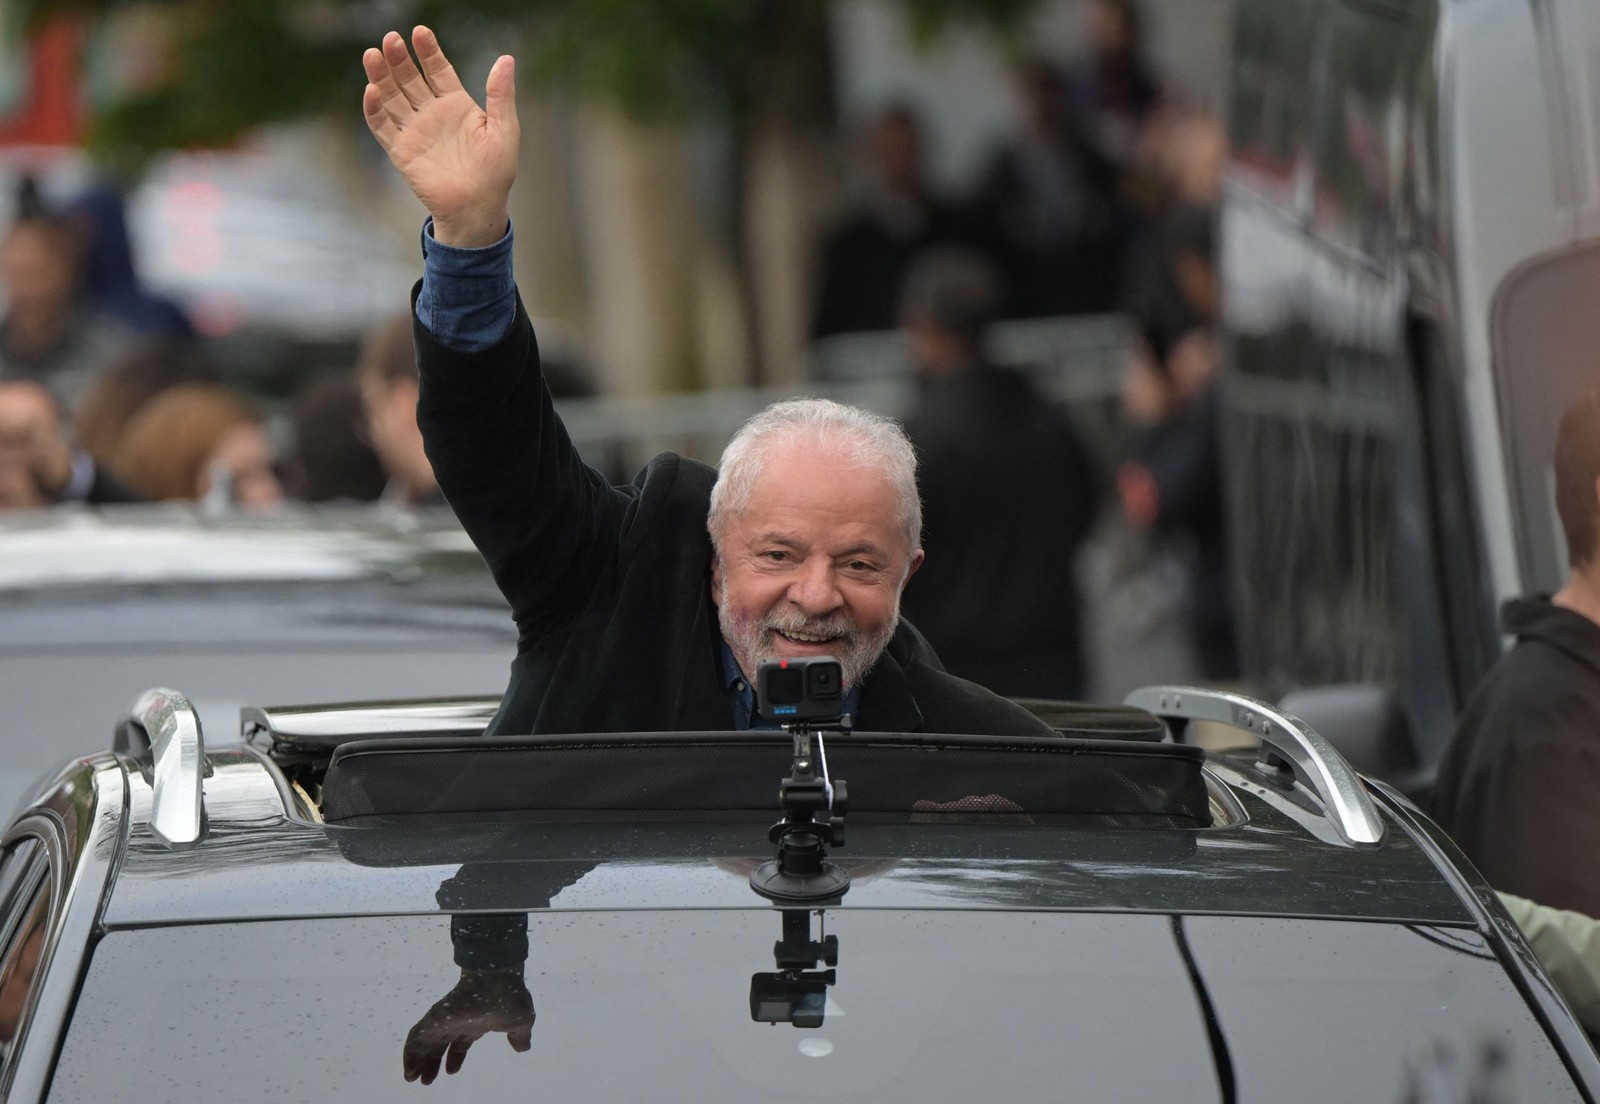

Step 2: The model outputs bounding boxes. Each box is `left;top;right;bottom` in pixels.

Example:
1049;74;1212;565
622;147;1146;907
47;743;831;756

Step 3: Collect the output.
52;911;1577;1102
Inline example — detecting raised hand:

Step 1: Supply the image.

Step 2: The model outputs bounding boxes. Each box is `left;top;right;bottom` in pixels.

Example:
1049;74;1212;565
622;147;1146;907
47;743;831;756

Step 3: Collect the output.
362;26;520;248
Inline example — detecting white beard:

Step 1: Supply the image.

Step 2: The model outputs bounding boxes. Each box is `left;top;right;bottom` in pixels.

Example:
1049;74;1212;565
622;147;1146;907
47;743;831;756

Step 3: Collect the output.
717;574;898;691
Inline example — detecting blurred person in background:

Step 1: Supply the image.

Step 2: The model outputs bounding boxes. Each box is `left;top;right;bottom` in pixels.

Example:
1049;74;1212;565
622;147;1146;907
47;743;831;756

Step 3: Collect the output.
897;247;1100;698
0;380;140;509
356;312;446;508
809;104;972;340
1119;107;1224;338
0;179;135;410
1062;0;1164;173
110;382;282;511
282;375;387;503
1115;319;1237;681
72;337;220;469
968;56;1124;319
1430;381;1600;917
64;184;193;340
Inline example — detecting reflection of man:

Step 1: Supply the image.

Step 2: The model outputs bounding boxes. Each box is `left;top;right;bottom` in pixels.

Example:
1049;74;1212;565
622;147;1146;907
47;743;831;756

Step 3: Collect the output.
361;27;1053;741
1432;383;1600;915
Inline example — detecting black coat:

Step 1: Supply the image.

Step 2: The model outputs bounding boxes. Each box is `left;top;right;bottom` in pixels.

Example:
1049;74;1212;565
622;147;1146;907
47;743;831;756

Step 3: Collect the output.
413;293;1054;739
1430;596;1600;916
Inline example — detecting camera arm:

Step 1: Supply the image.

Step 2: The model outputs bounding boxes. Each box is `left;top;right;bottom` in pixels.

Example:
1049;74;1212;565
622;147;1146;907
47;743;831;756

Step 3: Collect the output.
749;720;852;904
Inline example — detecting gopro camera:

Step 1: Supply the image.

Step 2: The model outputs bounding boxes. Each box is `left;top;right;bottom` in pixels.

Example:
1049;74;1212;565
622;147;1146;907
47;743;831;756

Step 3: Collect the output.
749;970;834;1028
756;657;844;722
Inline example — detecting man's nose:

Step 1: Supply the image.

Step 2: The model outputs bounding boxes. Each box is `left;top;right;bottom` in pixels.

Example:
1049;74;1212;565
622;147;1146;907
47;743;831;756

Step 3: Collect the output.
787;559;843;615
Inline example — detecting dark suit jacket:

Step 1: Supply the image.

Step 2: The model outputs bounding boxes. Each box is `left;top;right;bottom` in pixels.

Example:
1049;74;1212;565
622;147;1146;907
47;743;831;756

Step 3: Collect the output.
413;292;1053;739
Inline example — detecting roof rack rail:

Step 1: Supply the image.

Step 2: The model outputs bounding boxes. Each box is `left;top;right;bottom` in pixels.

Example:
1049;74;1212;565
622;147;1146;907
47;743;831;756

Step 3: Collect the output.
113;688;204;847
241;696;502;753
1124;685;1385;847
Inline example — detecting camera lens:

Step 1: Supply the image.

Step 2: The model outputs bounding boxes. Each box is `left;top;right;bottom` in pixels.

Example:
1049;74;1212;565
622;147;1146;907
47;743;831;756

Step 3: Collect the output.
807;662;841;697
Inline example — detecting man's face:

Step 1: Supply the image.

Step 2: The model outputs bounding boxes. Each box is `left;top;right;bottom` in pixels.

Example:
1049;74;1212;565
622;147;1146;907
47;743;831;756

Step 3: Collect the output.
711;440;923;689
0;224;75;324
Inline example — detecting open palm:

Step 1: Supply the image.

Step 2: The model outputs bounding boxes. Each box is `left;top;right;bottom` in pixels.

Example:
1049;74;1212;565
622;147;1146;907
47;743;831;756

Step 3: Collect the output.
362;26;520;248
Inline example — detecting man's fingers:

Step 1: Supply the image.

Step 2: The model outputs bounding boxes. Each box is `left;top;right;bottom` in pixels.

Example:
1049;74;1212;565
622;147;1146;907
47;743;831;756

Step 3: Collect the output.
444;1035;475;1075
508;1024;533;1052
362;83;400;148
402;1043;443;1085
363;47;418;133
484;54;518;134
380;29;434;108
411;25;465;95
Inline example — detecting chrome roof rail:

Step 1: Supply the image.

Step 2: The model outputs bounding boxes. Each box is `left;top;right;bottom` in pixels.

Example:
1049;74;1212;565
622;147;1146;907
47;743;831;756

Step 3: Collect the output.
115;688;204;847
1124;685;1385;847
241;696;502;751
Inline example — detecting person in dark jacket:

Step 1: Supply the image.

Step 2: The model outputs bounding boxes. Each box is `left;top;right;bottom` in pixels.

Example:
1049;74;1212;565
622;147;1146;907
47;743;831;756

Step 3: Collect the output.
809;104;972;340
361;27;1054;742
1431;381;1600;916
897;247;1100;698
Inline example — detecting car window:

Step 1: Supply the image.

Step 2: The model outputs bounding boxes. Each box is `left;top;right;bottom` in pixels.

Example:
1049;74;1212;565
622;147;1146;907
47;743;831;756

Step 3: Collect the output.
48;911;1586;1102
0;869;50;1075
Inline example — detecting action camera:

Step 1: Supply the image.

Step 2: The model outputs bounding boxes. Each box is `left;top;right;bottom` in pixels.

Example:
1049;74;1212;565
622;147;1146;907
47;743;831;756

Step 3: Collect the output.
756;657;844;722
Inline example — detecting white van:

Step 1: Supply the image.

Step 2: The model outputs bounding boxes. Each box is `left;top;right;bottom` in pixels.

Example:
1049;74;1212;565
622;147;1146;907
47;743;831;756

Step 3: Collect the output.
1221;0;1600;788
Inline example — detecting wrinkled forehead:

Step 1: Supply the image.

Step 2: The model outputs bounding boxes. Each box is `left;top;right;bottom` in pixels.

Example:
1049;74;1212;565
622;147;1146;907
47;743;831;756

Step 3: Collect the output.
736;440;909;542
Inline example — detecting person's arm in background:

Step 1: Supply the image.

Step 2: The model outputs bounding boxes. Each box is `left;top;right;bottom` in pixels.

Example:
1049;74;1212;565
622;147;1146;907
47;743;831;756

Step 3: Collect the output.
0;381;138;508
1499;891;1600;1035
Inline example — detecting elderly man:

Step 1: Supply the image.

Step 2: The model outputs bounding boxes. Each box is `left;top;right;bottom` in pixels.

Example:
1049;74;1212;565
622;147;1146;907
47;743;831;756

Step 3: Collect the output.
362;27;1052;739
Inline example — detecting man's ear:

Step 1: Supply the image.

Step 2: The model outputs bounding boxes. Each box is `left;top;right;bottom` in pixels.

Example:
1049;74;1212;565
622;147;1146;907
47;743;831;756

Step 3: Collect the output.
709;555;724;607
903;549;925;584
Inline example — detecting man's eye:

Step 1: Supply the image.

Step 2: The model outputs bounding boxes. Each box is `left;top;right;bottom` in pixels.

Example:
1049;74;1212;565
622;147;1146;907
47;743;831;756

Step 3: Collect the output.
761;550;789;562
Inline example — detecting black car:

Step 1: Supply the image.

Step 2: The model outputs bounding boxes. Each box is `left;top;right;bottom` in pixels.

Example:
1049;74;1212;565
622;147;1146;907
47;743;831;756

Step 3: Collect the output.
1;680;1595;1101
0;506;514;818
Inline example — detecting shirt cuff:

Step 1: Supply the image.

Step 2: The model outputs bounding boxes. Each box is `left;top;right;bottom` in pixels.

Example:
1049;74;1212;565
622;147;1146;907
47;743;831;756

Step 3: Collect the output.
56;449;97;503
415;217;518;353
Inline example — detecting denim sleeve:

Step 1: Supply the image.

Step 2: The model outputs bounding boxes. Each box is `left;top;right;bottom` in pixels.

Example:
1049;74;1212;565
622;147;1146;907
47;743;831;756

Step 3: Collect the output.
413;217;517;353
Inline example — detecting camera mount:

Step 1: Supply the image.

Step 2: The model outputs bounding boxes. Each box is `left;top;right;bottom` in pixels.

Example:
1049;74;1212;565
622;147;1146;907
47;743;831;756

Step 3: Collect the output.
749;658;852;904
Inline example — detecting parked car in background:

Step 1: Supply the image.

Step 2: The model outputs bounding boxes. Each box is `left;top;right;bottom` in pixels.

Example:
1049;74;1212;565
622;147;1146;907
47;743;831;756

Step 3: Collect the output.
1;681;1596;1100
0;505;513;817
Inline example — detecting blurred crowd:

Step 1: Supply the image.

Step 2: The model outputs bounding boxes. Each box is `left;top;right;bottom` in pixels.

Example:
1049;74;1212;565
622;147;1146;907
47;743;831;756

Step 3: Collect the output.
0;0;1234;696
0;170;450;515
814;0;1234;693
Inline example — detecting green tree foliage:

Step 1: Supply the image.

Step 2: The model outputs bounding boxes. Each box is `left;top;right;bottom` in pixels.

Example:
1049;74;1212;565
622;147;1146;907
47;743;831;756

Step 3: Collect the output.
16;0;1047;167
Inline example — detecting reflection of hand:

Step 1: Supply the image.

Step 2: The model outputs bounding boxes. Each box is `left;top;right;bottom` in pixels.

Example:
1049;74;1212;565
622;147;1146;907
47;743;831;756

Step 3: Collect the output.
403;967;534;1085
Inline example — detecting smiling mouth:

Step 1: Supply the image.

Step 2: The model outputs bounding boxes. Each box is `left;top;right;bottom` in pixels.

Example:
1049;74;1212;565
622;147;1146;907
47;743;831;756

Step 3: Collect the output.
774;629;842;646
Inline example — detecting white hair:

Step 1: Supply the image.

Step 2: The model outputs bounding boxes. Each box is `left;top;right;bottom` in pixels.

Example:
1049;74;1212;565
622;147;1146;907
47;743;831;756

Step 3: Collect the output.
707;398;921;556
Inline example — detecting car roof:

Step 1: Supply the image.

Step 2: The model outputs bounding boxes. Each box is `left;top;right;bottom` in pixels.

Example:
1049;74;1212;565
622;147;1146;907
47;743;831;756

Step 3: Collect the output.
12;684;1600;1104
61;689;1472;929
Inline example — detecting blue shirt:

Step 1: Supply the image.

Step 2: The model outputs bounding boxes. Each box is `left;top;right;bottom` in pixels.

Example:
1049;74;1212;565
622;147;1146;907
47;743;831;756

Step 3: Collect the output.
414;219;517;353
